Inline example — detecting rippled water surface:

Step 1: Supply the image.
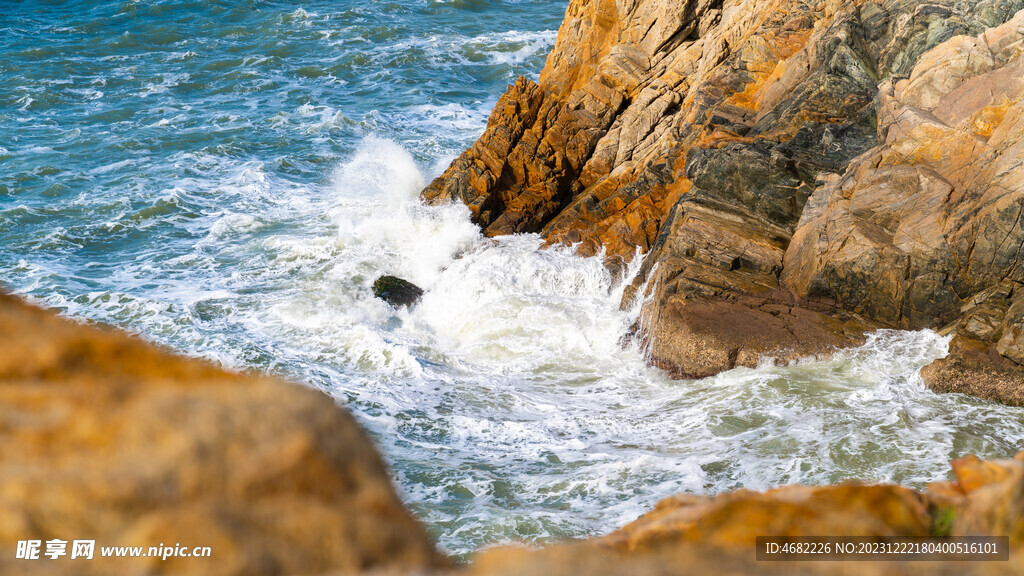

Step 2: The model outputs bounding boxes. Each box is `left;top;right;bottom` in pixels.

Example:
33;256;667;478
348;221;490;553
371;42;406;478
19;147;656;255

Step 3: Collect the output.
3;0;1024;557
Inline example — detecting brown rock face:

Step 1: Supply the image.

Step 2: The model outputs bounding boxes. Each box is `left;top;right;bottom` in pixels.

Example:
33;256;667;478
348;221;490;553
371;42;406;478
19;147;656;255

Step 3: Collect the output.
0;293;444;576
605;452;1024;551
600;484;934;552
647;292;876;379
423;0;1024;393
784;9;1024;397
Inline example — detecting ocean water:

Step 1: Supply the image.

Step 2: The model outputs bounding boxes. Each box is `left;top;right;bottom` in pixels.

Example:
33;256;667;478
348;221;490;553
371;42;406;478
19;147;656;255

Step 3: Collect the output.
3;0;1024;558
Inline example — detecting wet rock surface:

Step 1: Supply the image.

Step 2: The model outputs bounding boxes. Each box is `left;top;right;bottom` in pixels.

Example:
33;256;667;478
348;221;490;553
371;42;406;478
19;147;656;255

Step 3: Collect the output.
372;275;425;308
423;0;1024;398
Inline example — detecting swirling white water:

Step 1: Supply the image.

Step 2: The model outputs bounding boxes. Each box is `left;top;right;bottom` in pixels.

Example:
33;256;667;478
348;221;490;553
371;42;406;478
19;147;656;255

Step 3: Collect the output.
2;0;1024;558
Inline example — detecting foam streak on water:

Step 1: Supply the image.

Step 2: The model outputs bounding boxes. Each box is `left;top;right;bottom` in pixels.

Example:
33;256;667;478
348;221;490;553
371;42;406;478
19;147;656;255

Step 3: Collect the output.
2;0;1024;559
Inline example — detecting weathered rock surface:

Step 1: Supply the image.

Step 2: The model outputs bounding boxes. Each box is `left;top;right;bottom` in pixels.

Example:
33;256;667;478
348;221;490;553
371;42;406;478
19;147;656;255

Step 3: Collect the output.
784;9;1024;397
922;336;1024;405
0;293;445;576
646;290;877;379
423;0;1024;394
601;484;935;551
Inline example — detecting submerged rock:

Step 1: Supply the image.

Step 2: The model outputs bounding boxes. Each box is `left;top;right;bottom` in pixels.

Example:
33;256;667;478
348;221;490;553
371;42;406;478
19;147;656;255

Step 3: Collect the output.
372;275;424;308
423;0;1024;399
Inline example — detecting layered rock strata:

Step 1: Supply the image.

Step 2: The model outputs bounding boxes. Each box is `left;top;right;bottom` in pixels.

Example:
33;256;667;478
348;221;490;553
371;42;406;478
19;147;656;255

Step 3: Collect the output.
422;0;1024;396
785;9;1024;400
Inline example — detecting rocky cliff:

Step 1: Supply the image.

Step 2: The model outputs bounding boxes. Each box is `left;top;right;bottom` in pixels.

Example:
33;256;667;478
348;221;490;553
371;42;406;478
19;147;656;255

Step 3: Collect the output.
422;0;1024;400
4;292;1022;575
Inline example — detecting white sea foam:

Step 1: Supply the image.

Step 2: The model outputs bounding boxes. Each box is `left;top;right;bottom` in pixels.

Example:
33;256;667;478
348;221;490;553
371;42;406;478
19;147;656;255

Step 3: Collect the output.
351;29;558;71
203;137;1024;557
89;159;136;175
468;29;559;65
403;101;495;134
68;88;104;100
139;73;190;97
9;3;1024;555
11;129;1024;558
207;213;265;238
289;7;317;21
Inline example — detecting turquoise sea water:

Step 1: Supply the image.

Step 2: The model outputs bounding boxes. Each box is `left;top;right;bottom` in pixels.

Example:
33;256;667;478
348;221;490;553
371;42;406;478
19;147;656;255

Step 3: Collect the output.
4;0;1024;558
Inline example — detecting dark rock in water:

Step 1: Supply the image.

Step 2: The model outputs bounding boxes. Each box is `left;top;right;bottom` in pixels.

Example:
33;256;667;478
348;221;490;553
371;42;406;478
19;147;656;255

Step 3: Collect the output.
372;275;424;308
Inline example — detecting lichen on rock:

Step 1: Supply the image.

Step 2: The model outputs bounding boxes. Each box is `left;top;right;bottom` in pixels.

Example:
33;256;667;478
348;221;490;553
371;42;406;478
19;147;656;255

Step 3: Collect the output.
784;8;1024;398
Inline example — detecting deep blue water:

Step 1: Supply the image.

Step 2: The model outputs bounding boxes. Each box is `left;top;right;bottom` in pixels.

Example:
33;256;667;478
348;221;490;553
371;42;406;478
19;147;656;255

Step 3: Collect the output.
1;0;560;316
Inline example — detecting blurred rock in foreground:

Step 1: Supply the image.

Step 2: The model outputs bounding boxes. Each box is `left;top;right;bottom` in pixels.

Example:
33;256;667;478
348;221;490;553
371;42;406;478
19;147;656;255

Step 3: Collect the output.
470;451;1024;576
0;293;445;576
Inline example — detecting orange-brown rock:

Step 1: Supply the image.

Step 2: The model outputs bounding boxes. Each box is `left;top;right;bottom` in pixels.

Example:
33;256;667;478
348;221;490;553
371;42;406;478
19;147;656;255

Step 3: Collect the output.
424;0;1024;385
0;293;445;576
921;335;1024;406
646;291;876;378
599;484;933;552
783;9;1024;399
950;452;1024;543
